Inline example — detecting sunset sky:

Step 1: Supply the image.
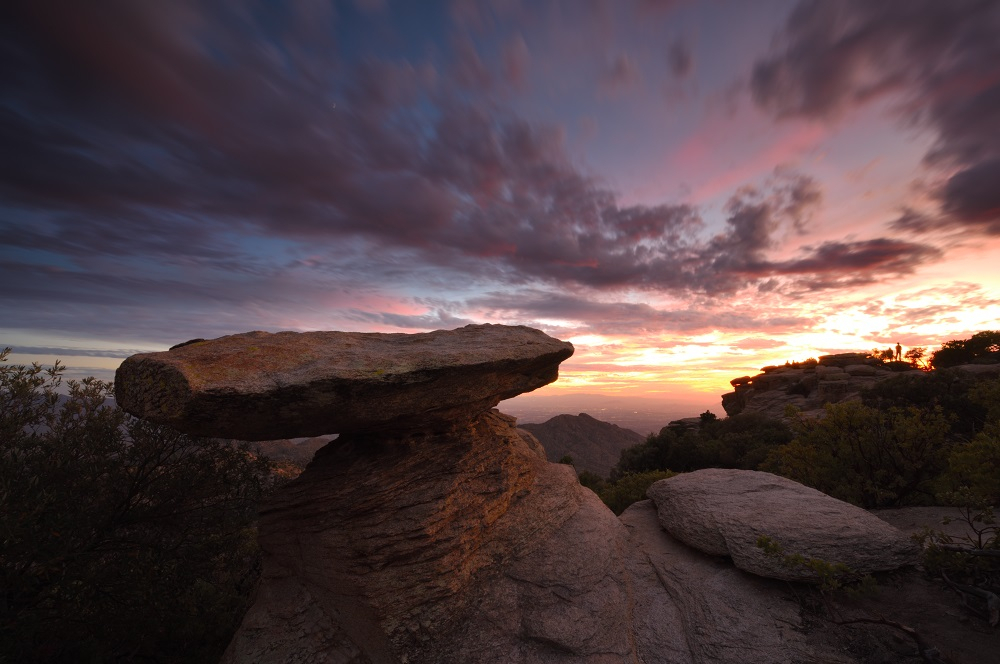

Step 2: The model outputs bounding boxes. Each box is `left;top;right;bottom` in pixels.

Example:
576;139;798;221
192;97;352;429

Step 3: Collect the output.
2;0;999;413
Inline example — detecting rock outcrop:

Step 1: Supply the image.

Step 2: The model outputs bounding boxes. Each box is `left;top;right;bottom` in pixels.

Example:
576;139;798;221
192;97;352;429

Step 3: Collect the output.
519;413;644;478
115;324;573;440
620;500;857;663
646;469;919;582
116;326;924;663
721;354;922;419
227;410;638;664
721;354;1000;420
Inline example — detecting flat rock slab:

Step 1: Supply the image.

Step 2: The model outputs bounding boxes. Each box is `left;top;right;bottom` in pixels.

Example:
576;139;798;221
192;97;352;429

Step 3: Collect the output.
647;469;918;582
115;324;573;440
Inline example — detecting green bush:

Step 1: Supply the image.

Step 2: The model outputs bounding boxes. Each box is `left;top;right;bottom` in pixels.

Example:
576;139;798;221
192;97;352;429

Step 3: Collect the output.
763;401;951;508
596;470;676;515
0;349;274;663
931;330;1000;369
612;412;791;478
862;369;988;439
943;425;1000;505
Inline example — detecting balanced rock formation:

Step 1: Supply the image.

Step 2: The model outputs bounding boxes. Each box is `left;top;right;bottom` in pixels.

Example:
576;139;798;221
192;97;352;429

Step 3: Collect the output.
520;413;644;478
646;469;919;582
119;325;641;663
117;326;926;663
721;354;922;419
115;324;573;440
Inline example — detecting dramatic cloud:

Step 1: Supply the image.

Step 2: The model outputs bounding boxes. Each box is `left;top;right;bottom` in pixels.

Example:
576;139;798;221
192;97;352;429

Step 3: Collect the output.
751;0;1000;234
2;1;939;308
4;0;996;405
471;290;811;336
939;158;1000;234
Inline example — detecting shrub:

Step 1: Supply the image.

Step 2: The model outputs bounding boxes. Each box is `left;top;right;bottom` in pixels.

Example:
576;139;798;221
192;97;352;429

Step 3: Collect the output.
597;470;676;515
942;425;1000;505
0;349;273;663
931;330;1000;369
763;401;951;508
611;412;791;478
862;369;987;440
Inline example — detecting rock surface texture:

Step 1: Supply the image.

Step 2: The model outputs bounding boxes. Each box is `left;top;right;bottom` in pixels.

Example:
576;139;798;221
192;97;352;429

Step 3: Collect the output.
646;468;919;582
115;326;925;663
115;324;573;440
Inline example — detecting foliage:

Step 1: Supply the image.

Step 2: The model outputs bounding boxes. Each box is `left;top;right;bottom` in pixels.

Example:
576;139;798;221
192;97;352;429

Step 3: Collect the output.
612;412;792;479
861;369;987;440
969;377;1000;425
763;401;951;508
914;497;999;626
903;346;928;369
577;470;606;494
930;330;1000;369
870;347;898;363
0;349;274;663
592;470;675;515
943;424;1000;505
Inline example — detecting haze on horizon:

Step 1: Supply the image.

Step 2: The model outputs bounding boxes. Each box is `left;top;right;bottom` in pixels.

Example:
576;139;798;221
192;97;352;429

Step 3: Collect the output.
3;0;999;406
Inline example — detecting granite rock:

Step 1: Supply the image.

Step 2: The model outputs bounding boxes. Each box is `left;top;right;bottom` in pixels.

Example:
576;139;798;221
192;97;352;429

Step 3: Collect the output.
646;468;919;582
115;324;573;440
222;410;637;664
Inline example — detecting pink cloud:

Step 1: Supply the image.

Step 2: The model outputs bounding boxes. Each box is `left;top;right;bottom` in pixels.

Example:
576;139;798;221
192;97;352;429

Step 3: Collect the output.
677;119;829;205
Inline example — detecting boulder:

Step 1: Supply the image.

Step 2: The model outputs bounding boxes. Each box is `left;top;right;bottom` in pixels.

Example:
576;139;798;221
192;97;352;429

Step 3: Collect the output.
621;500;856;663
720;390;745;415
952;363;1000;377
646;469;918;582
820;371;850;381
844;364;877;377
735;389;807;420
115;324;573;440
818;353;869;368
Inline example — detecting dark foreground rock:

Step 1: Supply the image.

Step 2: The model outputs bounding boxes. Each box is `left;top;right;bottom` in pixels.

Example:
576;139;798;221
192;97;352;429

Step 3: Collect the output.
115;324;573;440
115;325;931;663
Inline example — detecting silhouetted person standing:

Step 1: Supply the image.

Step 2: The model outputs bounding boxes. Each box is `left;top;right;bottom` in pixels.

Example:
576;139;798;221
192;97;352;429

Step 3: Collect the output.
895;342;902;361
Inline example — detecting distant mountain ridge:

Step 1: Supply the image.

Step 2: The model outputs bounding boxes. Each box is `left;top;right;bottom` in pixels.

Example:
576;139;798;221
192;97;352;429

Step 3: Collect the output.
520;413;644;478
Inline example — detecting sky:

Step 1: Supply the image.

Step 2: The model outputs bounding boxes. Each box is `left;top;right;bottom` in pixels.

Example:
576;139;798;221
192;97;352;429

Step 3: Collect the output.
2;0;999;413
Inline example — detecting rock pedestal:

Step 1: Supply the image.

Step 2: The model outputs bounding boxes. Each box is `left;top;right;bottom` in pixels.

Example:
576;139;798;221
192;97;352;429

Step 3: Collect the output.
225;409;636;663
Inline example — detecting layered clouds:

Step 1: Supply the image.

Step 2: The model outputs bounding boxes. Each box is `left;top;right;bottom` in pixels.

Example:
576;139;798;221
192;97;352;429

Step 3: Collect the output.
2;0;999;397
751;0;1000;236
